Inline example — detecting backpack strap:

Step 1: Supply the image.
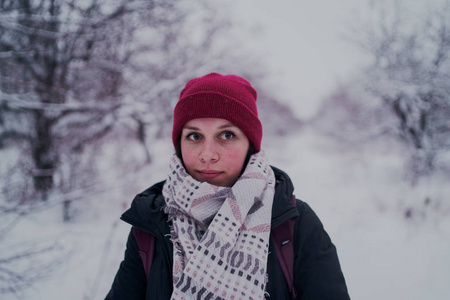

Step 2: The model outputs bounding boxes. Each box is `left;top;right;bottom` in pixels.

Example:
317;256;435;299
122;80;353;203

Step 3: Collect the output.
271;195;297;300
132;226;155;279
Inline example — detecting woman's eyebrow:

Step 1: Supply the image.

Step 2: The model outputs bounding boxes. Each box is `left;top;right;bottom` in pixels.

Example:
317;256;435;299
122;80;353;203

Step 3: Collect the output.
182;124;237;131
218;124;237;129
183;126;199;130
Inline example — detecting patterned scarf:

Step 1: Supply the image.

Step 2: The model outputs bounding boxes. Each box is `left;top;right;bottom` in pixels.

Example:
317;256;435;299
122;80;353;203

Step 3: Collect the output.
162;151;275;300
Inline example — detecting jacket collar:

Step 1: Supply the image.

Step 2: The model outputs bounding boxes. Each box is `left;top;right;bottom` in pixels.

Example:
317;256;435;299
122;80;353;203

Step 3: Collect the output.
271;166;299;228
121;166;299;234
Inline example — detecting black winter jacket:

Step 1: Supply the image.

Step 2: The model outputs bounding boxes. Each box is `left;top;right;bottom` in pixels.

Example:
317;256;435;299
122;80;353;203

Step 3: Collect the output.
106;167;350;299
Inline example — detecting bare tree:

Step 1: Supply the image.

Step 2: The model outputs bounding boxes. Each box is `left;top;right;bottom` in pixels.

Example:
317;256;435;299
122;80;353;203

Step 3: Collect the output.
0;0;177;202
0;1;173;295
316;0;450;184
364;1;450;179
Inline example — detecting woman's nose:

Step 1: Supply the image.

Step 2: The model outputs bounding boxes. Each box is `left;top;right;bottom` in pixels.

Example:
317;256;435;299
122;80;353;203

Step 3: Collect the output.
199;140;219;162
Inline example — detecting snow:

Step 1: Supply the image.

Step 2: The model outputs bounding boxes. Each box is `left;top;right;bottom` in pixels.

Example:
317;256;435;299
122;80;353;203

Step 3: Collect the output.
2;124;449;300
264;128;450;300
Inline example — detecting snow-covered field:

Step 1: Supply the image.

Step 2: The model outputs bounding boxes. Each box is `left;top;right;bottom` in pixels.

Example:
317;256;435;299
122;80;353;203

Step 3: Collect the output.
2;125;449;300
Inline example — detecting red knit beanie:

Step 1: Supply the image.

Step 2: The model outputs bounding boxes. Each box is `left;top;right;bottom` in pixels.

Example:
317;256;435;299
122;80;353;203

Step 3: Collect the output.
172;73;262;152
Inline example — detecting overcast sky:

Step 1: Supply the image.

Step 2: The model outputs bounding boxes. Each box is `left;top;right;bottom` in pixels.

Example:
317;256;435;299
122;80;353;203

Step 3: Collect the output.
228;0;370;119
228;0;441;119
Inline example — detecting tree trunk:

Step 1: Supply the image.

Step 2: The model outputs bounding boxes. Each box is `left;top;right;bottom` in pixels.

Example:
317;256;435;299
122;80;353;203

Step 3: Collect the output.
31;111;56;201
63;199;72;222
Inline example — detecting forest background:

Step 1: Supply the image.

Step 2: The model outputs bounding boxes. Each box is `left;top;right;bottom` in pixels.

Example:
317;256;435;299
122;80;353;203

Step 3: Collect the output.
1;0;449;299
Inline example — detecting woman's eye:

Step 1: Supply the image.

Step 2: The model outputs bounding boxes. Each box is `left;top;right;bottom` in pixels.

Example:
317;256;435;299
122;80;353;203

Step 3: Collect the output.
221;131;236;140
186;133;201;141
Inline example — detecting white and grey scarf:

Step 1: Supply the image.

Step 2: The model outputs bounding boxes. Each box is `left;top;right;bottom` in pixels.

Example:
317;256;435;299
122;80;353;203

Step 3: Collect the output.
162;151;275;300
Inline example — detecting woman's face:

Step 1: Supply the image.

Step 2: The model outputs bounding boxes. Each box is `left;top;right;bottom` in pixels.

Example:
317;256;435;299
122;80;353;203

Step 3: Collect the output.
180;118;250;187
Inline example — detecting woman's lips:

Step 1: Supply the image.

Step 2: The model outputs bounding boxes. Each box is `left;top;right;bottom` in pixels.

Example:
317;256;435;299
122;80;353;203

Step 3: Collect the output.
197;170;223;179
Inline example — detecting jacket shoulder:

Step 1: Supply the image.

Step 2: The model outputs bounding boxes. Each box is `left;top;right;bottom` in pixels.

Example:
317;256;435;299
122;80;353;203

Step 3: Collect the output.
120;180;167;231
291;201;350;299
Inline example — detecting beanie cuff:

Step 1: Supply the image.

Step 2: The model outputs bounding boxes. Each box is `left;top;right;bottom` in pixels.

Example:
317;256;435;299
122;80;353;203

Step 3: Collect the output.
173;92;262;152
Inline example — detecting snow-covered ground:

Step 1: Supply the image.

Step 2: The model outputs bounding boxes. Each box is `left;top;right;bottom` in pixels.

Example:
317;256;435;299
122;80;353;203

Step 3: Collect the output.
2;125;449;300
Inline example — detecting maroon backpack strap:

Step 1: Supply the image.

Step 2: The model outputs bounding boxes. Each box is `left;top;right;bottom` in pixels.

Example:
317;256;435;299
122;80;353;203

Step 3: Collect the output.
271;195;297;300
132;226;155;280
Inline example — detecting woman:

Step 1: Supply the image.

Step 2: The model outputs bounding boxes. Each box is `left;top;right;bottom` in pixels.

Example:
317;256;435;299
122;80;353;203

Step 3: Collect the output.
106;73;350;299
